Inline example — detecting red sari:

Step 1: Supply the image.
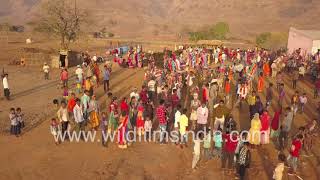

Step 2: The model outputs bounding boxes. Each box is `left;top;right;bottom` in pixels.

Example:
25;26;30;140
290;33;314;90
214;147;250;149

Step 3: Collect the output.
263;63;270;76
120;100;129;114
260;112;271;144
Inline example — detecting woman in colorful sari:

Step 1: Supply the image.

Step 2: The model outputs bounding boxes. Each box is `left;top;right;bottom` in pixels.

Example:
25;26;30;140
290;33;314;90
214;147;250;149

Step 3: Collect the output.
249;113;261;146
93;63;100;86
84;77;93;96
118;111;128;149
260;110;271;144
136;100;145;136
257;72;264;93
89;95;100;130
270;106;282;138
263;61;270;76
120;97;129;115
129;96;138;128
108;98;119;134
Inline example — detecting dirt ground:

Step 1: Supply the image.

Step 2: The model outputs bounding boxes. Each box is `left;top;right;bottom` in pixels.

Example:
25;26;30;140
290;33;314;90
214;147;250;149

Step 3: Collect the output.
0;38;320;179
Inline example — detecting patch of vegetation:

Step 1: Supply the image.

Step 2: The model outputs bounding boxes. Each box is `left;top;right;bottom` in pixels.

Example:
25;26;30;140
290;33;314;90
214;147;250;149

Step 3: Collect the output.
256;32;288;50
188;22;230;41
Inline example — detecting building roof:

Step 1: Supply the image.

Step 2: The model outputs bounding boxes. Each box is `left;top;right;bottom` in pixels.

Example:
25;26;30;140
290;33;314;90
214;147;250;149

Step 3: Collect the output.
196;40;222;45
290;27;320;40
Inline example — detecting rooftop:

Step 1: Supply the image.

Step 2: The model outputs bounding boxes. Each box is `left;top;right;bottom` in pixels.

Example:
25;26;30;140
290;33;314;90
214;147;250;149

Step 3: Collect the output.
290;27;320;40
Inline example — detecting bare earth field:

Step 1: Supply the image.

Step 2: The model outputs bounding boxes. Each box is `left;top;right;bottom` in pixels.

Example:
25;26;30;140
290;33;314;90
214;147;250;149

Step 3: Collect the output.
0;37;320;179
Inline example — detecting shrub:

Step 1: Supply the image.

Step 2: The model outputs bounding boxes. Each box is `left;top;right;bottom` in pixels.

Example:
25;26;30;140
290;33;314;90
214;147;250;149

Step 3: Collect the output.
256;32;288;50
188;22;230;41
108;32;114;38
209;22;230;40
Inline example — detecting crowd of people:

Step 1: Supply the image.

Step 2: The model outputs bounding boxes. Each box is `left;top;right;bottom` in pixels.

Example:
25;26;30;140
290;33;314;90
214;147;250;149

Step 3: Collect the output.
5;44;320;179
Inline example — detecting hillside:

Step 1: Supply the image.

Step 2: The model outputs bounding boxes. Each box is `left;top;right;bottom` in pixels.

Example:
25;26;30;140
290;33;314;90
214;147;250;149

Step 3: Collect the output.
1;0;320;40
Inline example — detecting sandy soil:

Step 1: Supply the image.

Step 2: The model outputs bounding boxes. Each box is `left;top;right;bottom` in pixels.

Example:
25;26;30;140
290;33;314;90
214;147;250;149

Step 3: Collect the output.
0;56;320;179
0;62;319;179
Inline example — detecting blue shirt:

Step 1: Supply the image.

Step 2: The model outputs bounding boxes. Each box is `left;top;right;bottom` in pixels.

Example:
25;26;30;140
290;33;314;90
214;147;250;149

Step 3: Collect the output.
103;69;110;81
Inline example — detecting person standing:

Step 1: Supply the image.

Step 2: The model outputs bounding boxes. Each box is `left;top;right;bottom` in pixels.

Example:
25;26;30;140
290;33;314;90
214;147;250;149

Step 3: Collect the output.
292;70;299;89
103;65;110;92
196;102;208;132
156;99;167;144
287;134;303;174
179;108;189;148
283;107;294;147
237;142;251;180
43;63;50;80
2;74;10;100
60;68;68;88
81;90;91;121
147;78;156;103
222;131;238;171
192;135;201;169
266;83;273;107
273;154;286;180
57;101;70;137
75;65;83;84
73;99;85;133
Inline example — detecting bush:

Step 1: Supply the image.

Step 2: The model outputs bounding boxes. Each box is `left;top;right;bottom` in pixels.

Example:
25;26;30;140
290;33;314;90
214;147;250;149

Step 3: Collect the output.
188;22;230;41
189;31;208;41
256;32;272;46
209;22;230;40
108;32;114;38
256;32;288;50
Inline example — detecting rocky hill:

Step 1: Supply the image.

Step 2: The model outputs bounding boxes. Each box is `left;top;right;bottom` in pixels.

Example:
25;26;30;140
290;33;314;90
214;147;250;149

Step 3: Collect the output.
1;0;319;39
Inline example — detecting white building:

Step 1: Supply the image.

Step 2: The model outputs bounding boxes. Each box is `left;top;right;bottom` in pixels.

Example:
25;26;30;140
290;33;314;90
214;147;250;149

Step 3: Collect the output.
287;27;320;54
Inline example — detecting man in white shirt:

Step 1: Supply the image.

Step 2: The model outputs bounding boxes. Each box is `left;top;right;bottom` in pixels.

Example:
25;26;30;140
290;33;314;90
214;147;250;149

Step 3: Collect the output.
43;63;50;80
73;99;85;132
2;74;10;100
75;65;83;82
57;101;69;136
298;65;305;78
130;87;140;100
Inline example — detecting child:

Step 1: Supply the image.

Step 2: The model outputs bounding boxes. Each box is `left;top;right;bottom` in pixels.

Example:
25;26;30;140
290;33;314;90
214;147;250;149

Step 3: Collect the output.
192;134;201;169
203;131;212;160
100;112;108;147
144;116;152;142
273;153;286;180
213;127;223;159
9;108;20;137
50;118;61;145
16;107;25;129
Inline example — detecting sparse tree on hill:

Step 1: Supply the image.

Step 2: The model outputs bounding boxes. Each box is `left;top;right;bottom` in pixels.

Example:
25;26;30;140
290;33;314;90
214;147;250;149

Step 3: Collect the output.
33;0;89;49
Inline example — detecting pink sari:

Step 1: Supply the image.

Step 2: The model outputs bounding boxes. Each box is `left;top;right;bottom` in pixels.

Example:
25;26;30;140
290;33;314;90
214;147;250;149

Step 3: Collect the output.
118;116;128;145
